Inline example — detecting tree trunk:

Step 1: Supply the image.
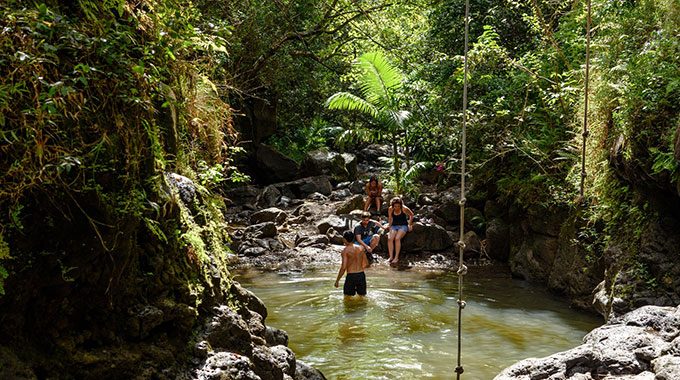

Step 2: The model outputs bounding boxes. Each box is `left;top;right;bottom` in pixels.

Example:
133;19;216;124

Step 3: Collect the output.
392;132;400;193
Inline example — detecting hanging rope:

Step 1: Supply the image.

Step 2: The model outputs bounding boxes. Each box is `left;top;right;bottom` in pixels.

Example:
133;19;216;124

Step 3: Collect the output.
455;0;471;377
580;0;592;198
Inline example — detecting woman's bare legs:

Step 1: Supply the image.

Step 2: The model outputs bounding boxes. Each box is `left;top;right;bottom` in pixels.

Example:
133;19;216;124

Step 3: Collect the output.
363;197;372;211
393;229;407;264
387;230;395;262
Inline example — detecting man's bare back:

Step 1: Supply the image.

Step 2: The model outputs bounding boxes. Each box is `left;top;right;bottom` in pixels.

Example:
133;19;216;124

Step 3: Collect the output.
343;244;368;274
335;231;369;296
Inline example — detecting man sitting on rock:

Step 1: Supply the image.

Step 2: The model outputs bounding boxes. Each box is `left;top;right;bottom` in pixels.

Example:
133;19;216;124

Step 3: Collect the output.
335;230;369;297
353;211;384;263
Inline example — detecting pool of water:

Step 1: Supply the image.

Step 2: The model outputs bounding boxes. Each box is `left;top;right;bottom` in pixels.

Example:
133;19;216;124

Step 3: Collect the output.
234;264;601;380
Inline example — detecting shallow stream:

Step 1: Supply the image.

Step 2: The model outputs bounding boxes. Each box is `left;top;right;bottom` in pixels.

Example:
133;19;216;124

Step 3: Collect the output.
235;264;601;380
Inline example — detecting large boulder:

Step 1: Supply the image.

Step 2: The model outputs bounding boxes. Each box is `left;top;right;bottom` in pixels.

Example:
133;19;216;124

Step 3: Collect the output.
225;184;260;207
356;144;392;163
336;195;365;215
548;214;606;310
485;218;510;261
254;144;300;184
246;222;278;239
196;351;260;380
301;148;356;182
317;216;351;235
296;360;328;380
256;185;282;209
281;176;333;198
251;208;288;225
378;223;453;252
495;306;680;380
510;229;560;282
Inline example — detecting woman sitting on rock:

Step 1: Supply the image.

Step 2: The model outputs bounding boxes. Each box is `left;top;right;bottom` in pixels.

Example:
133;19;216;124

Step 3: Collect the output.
386;197;413;265
363;176;384;214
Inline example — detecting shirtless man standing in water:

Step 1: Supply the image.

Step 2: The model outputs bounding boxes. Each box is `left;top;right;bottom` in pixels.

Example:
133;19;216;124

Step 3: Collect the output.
334;230;369;297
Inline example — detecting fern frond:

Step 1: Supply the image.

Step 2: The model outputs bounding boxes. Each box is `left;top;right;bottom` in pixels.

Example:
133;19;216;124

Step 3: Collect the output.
325;92;378;118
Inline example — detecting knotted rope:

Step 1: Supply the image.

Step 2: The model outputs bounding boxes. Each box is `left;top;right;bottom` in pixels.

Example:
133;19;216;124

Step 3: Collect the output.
580;0;592;198
456;0;471;377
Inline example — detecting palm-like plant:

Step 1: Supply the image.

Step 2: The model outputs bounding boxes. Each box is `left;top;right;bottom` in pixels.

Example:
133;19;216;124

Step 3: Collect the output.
325;51;411;192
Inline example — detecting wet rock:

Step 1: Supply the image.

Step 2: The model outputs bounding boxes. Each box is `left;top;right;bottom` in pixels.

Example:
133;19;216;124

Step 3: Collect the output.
306;192;328;202
293;204;313;217
269;345;296;378
462;230;482;258
317;216;350;235
265;326;289;347
417;194;434;206
336;195;364;215
335;182;350;190
433;191;462;224
241;247;267;257
252;345;285;380
202;306;253;356
341;153;358;181
225;185;260;207
166;172;196;204
251;208;288;225
246;222;278;239
296;360;328;380
230;282;268;320
256;186;282;209
297;235;330;248
196;351;260;380
379;223;453;253
245;309;266;339
356;144;392;163
348;180;365;195
485;218;510;261
495;306;680;380
254;144;300;184
548;214;606;310
329;189;351;200
288;215;307;225
510;229;559;282
294;176;332;197
325;227;345;245
301;148;355;182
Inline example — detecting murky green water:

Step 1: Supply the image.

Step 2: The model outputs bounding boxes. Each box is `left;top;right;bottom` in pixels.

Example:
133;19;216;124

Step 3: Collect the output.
235;264;601;380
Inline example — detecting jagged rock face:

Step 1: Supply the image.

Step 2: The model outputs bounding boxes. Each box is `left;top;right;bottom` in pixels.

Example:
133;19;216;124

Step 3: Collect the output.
495;306;680;380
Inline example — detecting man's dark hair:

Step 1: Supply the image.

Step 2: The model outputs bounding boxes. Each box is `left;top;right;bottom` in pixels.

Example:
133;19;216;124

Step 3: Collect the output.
343;230;355;242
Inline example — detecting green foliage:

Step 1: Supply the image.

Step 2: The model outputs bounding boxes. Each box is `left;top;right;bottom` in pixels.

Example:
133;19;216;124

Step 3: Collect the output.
0;233;10;295
326;51;412;192
0;0;239;300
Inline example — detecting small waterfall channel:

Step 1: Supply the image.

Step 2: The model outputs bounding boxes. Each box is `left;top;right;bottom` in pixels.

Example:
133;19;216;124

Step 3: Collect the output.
235;264;601;380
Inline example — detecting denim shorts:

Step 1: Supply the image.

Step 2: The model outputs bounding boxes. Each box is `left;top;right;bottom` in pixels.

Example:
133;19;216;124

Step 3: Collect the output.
354;236;374;246
391;225;409;232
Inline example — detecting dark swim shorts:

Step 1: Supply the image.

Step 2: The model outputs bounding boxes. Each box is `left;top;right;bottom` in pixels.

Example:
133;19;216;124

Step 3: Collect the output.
343;272;367;296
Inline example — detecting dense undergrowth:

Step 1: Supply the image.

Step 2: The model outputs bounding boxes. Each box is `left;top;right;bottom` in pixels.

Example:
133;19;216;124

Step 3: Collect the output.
0;0;241;332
